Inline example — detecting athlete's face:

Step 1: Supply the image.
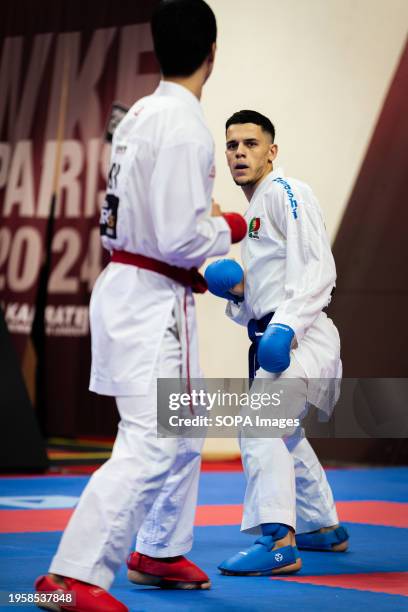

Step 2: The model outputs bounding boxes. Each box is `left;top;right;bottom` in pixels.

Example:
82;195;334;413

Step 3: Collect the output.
225;123;277;191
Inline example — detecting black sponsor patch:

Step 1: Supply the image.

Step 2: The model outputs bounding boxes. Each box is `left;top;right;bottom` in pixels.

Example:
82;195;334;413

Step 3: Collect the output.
100;194;119;239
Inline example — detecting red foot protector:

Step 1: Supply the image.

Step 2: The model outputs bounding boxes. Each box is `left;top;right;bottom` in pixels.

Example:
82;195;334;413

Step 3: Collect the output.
127;552;210;589
222;212;247;243
35;575;128;612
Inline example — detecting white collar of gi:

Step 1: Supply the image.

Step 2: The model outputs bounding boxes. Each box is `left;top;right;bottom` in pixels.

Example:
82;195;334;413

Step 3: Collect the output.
249;167;285;204
154;80;204;118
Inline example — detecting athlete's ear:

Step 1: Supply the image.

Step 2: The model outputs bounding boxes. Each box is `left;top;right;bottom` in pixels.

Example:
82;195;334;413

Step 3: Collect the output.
269;143;278;164
204;43;217;81
210;42;217;62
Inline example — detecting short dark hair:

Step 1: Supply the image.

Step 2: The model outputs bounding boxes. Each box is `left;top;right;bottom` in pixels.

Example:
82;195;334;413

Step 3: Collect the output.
151;0;217;77
226;110;275;141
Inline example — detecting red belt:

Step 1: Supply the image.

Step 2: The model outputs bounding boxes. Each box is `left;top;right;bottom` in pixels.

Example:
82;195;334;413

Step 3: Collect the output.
111;250;207;293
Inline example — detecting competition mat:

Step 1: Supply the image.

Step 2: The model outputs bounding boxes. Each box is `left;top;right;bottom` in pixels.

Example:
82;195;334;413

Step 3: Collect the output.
0;467;407;610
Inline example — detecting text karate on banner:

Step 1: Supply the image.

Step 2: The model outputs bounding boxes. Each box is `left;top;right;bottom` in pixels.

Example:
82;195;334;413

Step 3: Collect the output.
0;15;160;435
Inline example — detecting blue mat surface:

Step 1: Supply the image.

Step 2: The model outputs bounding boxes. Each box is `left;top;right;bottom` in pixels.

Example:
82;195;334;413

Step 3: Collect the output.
1;467;407;507
0;467;407;610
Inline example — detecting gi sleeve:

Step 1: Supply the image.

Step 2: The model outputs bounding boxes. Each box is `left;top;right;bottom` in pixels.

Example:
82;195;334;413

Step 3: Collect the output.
225;298;251;327
149;141;231;268
269;183;336;343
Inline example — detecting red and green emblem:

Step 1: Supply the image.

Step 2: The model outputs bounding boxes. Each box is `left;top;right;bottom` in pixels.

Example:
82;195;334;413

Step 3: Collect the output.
248;217;261;239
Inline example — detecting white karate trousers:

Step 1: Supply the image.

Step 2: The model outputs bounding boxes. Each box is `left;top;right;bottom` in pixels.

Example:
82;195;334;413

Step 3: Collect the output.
240;355;339;534
49;310;204;589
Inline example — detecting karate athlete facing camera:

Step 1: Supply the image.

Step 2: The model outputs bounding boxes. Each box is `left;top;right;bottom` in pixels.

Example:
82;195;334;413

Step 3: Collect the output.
35;2;246;610
205;110;349;577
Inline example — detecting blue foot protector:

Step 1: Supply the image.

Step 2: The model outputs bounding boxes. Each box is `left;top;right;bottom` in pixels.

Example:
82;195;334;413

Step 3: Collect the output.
218;524;300;576
296;525;349;551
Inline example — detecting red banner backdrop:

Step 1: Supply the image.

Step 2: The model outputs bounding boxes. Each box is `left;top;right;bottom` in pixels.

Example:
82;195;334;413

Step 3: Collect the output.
0;0;160;436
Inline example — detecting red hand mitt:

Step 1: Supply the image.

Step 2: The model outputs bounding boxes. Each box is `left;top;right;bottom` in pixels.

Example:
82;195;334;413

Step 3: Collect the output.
222;212;247;243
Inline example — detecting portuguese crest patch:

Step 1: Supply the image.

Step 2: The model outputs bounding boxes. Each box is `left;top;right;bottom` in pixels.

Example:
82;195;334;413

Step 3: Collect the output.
248;217;261;239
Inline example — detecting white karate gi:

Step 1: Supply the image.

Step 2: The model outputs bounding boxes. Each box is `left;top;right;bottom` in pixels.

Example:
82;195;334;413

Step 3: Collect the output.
50;81;231;589
226;168;340;534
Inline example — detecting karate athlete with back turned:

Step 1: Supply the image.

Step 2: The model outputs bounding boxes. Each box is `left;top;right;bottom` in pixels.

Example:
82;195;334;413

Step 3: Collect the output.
35;2;246;610
205;110;349;576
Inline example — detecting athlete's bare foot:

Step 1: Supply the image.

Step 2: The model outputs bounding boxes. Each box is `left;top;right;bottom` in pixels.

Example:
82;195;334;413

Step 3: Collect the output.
48;573;65;585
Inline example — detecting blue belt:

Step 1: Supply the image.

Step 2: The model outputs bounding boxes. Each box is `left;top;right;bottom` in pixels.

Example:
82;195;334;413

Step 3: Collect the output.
247;312;274;382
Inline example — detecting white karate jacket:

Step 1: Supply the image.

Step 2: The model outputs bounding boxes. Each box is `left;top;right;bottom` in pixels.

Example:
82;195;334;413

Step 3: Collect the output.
226;168;342;410
90;81;231;396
